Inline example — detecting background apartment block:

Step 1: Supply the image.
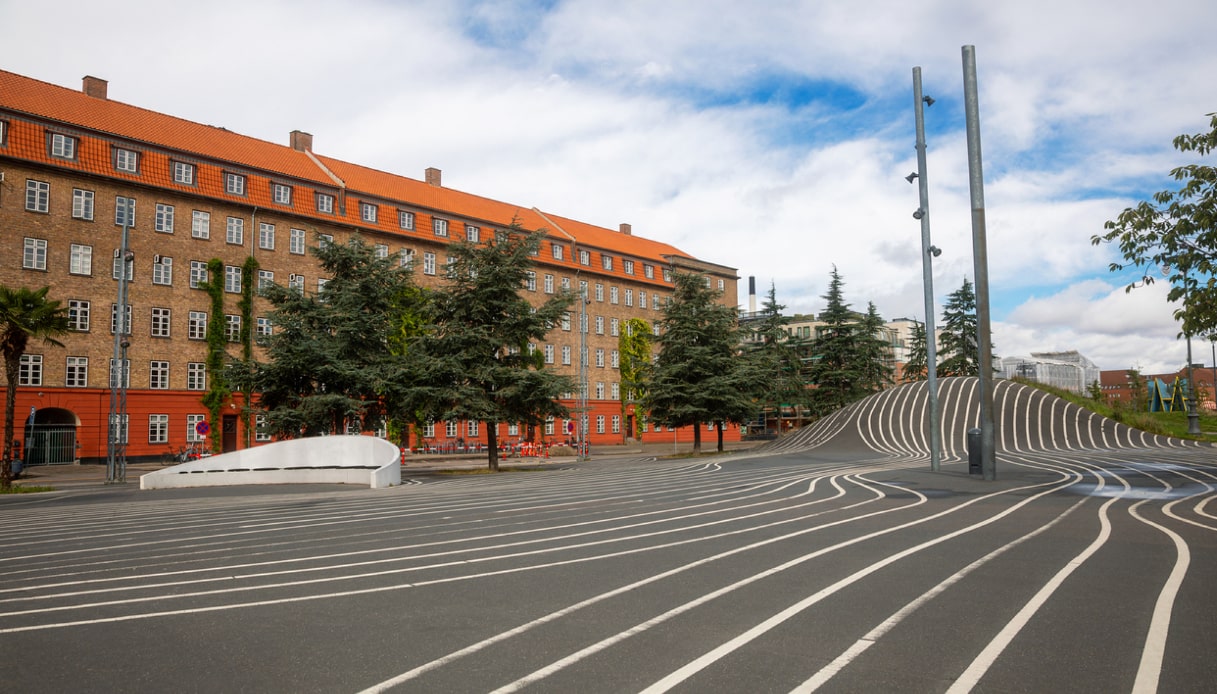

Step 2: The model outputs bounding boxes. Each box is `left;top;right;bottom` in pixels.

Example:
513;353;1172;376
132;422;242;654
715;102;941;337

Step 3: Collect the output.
0;70;738;463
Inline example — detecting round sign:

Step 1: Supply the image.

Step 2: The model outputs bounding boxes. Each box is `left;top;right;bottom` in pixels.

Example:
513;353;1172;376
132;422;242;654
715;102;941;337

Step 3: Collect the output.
195;420;211;436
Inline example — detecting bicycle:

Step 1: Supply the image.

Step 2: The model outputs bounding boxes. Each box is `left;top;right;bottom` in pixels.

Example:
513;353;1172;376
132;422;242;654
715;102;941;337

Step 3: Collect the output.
161;445;191;466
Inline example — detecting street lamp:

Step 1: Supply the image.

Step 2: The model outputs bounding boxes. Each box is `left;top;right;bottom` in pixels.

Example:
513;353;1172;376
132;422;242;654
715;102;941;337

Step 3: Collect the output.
912;66;941;472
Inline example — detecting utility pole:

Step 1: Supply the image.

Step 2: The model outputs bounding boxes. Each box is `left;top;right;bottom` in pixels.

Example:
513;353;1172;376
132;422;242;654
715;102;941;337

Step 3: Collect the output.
912;66;942;472
578;291;590;461
962;45;997;480
107;223;132;484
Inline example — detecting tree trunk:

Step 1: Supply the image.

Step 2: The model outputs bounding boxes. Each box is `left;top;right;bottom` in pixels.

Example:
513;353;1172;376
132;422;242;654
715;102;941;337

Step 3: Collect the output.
487;422;499;472
2;353;19;488
692;423;701;455
716;421;724;452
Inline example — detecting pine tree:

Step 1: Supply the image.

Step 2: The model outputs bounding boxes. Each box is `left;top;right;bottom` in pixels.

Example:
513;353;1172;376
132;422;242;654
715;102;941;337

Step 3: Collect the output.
805;266;862;415
937;278;997;377
743;283;804;434
855;301;894;394
903;321;928;381
248;235;419;439
405;224;575;471
647;272;752;454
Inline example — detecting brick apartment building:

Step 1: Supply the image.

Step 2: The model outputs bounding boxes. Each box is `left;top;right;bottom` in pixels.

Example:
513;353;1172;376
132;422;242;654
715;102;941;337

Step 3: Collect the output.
1099;364;1217;412
0;69;738;463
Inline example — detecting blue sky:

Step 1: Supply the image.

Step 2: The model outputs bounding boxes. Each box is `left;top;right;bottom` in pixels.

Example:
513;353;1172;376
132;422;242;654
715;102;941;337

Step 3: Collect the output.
4;0;1215;373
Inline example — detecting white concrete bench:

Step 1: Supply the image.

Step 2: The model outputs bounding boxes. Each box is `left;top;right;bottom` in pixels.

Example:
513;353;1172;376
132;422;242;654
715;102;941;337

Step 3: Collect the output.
140;435;401;490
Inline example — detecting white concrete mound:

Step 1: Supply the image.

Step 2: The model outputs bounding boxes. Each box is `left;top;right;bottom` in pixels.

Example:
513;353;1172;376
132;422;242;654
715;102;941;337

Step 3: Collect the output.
140;435;401;490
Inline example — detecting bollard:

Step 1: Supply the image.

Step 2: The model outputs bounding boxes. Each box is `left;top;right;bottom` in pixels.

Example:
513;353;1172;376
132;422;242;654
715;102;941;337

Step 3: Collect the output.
967;428;982;475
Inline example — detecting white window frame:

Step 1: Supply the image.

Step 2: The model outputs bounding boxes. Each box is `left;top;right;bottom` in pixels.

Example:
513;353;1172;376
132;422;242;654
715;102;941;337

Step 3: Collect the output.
433;218;449;237
149;362;170;390
18;354;42;387
68;300;90;332
24;238;47;270
26;179;50;213
272;183;292;205
226;216;244;245
465;225;479;242
173;161;195;185
224;265;241;293
225;172;246;196
188;311;207;340
115;148;139;173
154;203;174;233
191;210;210;239
423;252;436;276
152;256;172;286
66;356;88;387
72;188;94;220
361;202;378;223
259;222;275;250
289;228;306;254
69;244;92;276
187;364;207;391
399;210;415;230
151;307;171;337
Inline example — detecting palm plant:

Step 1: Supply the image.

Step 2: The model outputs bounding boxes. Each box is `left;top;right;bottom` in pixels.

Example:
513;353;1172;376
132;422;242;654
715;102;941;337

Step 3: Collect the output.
0;286;71;488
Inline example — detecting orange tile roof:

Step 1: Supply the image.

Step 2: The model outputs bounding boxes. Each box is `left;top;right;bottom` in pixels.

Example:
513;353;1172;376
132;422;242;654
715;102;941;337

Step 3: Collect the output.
0;69;713;273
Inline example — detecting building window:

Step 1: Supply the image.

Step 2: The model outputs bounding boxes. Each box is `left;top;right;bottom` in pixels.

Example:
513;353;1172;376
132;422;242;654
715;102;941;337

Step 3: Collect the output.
66;356;88;387
110;304;132;335
595;348;605;367
465;225;480;243
596;414;605;434
611;350;620;369
545;417;555;436
191;210;210;239
639;292;647;309
68;244;92;276
718;278;725;291
561;312;571;331
188;311;207;340
225;172;246;196
623;260;635;275
361;202;378;223
663;268;673;282
225;314;241;342
318;233;333;248
610;317;619;336
187;364;206;391
152;203;174;233
256;317;272;341
610;286;619;304
272;183;292;205
524;271;536;291
151;307;171;337
187;413;206;441
289;228;305;254
23;238;47;270
224;265;242;293
226;217;244;245
258;269;274;291
288;273;304;292
112;251;133;281
602;255;613;271
255;414;271;442
148;414;169;444
152;256;172;286
544;344;555;364
593;284;603;302
18;354;42;387
258;222;275;250
70;188;95;220
552;243;564;260
50;132;76;159
579;250;590;265
373;243;388;259
68;300;90;332
423;252;436;276
108;358;131;388
189;261;208;289
399;210;415;230
644;264;655;279
446;420;458;438
316;192;334;214
561;345;571;365
433;218;449;237
625;289;634;307
173;161;195;185
149;362;169;390
544;274;554;294
399;248;414;267
612;414;621;432
113;194;136;225
114;147;139;173
595;316;604;335
26;180;49;213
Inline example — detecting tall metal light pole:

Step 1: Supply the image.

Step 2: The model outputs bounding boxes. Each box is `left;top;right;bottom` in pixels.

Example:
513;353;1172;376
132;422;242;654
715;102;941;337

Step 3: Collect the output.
912;66;942;472
107;223;132;484
578;291;590;461
962;45;997;480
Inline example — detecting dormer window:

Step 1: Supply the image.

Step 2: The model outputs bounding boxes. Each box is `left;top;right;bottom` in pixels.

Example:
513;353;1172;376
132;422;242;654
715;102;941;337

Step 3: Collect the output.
173;161;195;185
113;147;139;173
552;243;565;260
225;172;246;196
602;255;613;271
433;218;449;237
316;193;334;214
272;183;292;205
361;202;378;223
49;132;76;160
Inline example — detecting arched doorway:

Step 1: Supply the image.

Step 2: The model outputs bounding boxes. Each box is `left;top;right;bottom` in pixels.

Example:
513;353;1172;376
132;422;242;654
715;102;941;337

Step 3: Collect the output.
23;407;78;466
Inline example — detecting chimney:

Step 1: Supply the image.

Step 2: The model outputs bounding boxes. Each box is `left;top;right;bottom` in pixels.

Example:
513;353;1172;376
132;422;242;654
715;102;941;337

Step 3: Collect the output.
425;167;442;186
619;223;632;236
82;75;108;99
289;130;313;152
749;276;757;313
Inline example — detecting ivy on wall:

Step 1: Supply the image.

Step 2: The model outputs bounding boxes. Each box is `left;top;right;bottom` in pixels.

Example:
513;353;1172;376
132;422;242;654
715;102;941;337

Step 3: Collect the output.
198;258;229;453
238;256;259;449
